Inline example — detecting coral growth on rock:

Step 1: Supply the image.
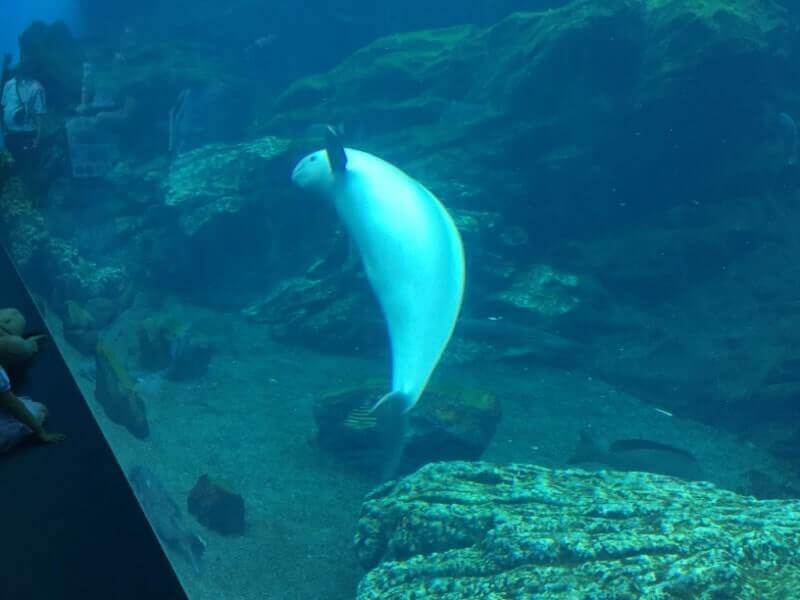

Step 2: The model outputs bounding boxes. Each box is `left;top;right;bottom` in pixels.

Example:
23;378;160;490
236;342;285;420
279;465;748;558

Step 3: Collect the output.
356;461;800;599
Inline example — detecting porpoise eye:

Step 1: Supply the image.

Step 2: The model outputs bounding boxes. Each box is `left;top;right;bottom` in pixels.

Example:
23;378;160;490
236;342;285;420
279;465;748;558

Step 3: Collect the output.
310;156;317;162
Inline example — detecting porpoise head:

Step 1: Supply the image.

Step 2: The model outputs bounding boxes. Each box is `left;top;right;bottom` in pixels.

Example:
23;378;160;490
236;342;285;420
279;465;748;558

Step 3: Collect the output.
291;126;349;194
291;149;335;194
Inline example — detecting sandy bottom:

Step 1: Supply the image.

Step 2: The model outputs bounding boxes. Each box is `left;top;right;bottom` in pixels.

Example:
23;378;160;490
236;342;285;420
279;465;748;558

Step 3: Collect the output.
41;295;798;600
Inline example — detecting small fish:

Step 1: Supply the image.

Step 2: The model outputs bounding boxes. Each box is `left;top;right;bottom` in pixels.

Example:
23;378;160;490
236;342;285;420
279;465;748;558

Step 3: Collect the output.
567;429;705;481
244;34;278;57
128;466;206;574
252;34;278;49
343;401;378;431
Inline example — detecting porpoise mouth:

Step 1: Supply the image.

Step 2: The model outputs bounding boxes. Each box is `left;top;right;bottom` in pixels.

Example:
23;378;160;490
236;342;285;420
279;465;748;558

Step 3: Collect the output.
290;163;303;183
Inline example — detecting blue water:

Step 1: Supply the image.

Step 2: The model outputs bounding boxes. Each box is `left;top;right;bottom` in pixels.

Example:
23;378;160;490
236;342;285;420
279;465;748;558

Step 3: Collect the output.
2;1;800;598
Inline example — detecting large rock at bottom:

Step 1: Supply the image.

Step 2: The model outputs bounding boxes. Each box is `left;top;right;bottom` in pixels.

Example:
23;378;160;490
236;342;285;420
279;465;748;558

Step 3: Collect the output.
314;382;500;477
94;343;149;439
355;462;800;599
187;474;246;536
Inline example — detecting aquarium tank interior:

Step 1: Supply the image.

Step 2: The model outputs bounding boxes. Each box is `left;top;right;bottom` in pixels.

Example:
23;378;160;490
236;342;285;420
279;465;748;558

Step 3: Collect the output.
2;0;800;598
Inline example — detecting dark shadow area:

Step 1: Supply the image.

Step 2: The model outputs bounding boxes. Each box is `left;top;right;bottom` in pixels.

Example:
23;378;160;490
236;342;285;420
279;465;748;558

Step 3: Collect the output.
0;246;187;600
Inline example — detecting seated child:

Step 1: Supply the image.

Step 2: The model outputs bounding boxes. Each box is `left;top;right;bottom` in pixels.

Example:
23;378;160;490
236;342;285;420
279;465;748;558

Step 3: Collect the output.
0;308;64;448
0;365;64;445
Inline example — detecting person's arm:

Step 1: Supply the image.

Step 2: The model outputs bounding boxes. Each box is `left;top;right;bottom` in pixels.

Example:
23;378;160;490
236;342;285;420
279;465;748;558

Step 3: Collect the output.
0;334;45;366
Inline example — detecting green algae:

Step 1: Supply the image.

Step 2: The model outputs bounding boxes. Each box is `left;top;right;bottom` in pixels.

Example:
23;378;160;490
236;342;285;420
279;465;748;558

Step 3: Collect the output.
356;462;800;599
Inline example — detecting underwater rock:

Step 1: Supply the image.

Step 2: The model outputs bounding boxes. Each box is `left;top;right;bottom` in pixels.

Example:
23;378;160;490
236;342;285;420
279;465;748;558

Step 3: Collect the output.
137;317;212;380
248;254;586;366
84;297;121;329
0;173;132;314
267;0;789;242
94;342;149;439
165;136;291;237
450;316;587;367
314;381;501;476
187;474;246;536
0;174;49;271
355;461;800;599
157;135;295;298
244;273;385;354
62;301;98;355
488;264;583;322
741;468;800;500
46;239;131;307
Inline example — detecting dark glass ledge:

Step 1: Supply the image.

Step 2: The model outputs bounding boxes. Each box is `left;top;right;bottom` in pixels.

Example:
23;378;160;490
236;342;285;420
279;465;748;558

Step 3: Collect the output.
0;246;188;600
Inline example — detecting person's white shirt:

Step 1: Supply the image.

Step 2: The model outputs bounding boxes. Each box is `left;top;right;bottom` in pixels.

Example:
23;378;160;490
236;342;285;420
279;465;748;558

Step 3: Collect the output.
1;77;47;133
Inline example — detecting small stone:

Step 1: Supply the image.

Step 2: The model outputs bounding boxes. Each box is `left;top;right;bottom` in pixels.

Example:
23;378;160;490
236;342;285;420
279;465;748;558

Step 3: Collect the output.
187;475;245;536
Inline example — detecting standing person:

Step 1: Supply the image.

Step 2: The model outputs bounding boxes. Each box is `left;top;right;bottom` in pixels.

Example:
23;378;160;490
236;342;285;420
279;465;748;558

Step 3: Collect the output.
0;61;47;160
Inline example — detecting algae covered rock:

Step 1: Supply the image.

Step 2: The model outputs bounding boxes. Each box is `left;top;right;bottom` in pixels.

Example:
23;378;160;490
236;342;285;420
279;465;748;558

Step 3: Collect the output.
94;342;149;439
0;173;131;310
157;135;297;298
490;264;583;319
355;461;800;599
314;382;500;476
165;135;291;237
187;474;246;536
46;239;131;307
268;0;789;241
244;272;385;354
137;317;212;380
